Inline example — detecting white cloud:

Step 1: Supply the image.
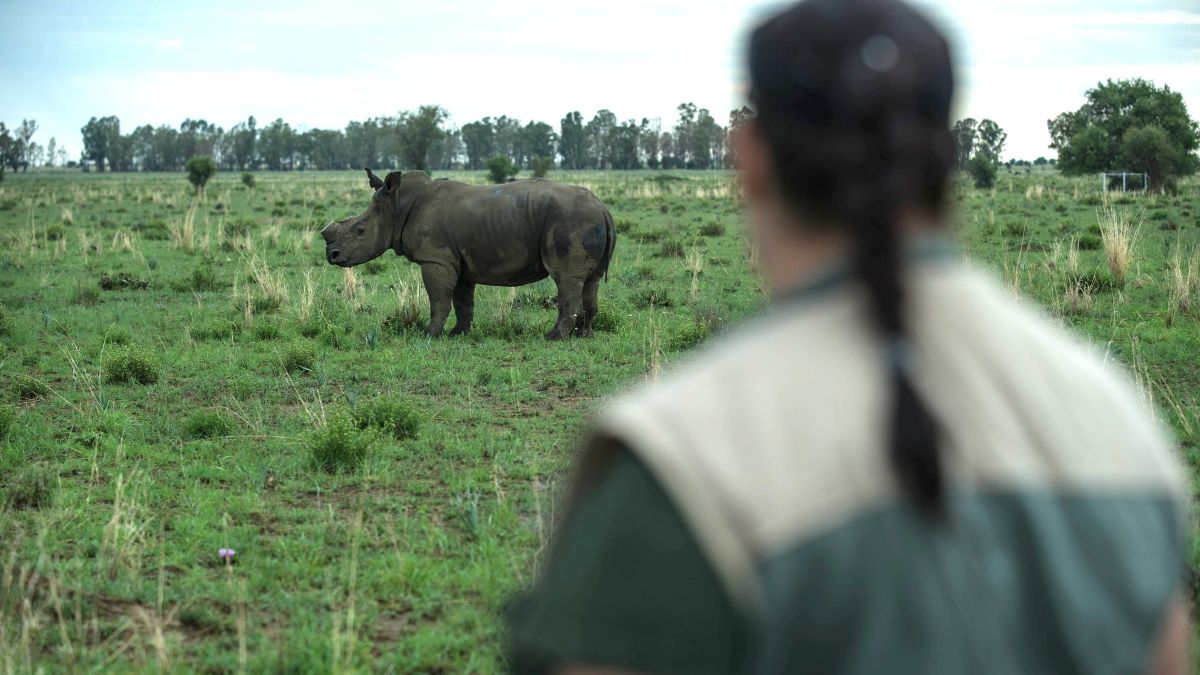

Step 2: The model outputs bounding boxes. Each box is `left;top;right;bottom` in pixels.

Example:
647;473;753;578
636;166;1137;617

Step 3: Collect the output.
156;38;184;50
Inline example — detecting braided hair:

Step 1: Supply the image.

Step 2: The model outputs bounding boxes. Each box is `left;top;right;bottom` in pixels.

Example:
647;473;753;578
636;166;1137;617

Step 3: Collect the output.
748;0;956;516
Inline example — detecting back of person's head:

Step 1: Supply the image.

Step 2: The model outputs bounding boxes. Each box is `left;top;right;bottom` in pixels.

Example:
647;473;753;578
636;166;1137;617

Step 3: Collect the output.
746;0;956;516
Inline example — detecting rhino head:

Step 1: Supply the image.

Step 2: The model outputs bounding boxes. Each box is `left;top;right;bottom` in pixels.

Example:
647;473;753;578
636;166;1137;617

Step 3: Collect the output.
320;168;404;267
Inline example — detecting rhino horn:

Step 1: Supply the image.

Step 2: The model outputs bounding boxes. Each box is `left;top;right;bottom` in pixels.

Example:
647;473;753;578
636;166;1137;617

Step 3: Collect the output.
365;167;384;190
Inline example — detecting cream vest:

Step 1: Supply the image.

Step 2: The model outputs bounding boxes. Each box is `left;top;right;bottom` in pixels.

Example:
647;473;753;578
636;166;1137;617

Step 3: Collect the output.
576;258;1187;617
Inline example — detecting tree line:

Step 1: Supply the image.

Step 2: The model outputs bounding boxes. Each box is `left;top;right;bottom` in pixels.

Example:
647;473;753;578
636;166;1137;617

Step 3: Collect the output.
67;103;736;174
1048;78;1199;191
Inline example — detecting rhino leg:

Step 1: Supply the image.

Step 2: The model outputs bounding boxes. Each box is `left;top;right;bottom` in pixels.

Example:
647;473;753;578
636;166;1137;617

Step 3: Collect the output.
449;280;476;336
546;276;585;341
574;276;600;338
421;263;458;337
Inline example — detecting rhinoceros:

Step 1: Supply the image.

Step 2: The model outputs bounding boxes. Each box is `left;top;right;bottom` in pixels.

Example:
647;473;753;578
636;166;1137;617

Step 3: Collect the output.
320;168;615;340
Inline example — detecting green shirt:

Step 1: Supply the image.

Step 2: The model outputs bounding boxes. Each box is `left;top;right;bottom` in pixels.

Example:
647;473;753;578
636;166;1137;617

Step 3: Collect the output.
507;450;745;675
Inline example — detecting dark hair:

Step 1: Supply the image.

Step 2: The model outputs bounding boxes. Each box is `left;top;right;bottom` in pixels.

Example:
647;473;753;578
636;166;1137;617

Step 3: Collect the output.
748;0;955;516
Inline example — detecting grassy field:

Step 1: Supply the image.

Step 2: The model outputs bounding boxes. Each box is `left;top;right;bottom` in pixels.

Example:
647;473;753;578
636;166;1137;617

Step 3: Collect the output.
0;167;1197;672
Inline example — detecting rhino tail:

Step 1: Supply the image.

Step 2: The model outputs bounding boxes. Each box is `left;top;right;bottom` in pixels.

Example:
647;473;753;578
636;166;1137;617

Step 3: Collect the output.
602;208;616;282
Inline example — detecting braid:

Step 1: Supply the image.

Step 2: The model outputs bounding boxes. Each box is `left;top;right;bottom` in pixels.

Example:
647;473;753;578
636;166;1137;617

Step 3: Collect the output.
749;0;954;518
841;165;944;516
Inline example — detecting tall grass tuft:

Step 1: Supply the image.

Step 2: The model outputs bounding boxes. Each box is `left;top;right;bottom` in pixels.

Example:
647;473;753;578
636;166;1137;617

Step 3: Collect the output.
297;269;316;324
684;247;705;305
170;201;200;252
310;412;375;473
1167;243;1198;326
1096;204;1142;289
246;254;289;309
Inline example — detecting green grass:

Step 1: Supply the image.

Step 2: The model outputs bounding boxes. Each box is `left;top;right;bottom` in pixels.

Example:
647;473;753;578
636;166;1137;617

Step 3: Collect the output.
0;167;1198;671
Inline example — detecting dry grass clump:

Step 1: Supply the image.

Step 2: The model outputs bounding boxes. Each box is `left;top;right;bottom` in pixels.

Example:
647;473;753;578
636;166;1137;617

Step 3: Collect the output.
1096;204;1142;289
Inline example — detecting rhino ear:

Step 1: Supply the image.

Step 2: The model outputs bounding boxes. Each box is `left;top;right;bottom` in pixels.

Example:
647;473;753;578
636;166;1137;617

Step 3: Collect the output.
365;167;383;190
384;172;403;193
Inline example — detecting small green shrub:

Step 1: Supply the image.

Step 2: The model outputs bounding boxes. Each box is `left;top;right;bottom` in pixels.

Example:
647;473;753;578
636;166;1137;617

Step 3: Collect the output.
353;397;421;440
73;285;100;306
486;155;519;184
283;341;317;373
633;287;674;309
134;220;171;240
1066;271;1116;294
658;239;685;258
699;222;726;237
190;319;240;341
967;154;997;189
241;172;256;188
590;304;624;333
4;466;55;510
186;155;217;195
254;323;282;341
176;260;225;292
310;412;374;473
0;306;13;337
185;410;234;439
0;404;15;439
12;374;49;401
225;218;254;238
105;346;159;385
1077;234;1102;251
530;155;554;178
381;307;424;335
1003;221;1028;238
363;259;388;276
99;271;150;291
252;295;283;313
46;224;66;241
104;326;131;346
666;317;712;351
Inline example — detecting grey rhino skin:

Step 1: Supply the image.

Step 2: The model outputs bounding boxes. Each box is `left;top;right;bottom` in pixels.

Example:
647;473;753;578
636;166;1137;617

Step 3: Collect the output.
320;168;615;340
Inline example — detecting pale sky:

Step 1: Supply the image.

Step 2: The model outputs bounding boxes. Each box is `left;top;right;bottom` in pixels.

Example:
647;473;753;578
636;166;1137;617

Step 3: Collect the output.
1;0;1197;162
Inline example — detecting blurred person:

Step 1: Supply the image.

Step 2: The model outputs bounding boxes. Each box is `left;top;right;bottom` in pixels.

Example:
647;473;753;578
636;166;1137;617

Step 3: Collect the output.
506;0;1190;673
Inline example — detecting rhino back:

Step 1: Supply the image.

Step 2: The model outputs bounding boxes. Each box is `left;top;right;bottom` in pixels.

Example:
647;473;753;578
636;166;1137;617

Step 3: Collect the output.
403;180;605;286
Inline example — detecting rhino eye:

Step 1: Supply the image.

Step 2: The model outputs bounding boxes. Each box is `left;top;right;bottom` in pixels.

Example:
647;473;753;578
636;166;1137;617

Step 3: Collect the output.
355;225;366;235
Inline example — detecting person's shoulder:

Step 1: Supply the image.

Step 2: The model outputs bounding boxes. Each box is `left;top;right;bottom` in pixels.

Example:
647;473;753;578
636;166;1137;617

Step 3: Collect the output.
925;264;1186;496
612;292;859;416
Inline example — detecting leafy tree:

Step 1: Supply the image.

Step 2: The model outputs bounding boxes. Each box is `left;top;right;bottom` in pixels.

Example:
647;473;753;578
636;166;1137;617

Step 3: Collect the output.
975;119;1007;164
1049;78;1199;187
345;118;386;170
0;123;14;180
1034;157;1048;166
1120;125;1175;191
81;115;121;171
492;116;523;166
258;118;295;170
16;120;37;172
179;119;222;160
559;112;587;170
185;155;216;195
486;155;518;184
639;118;662;169
967;153;997;188
396;106;447;171
1057;126;1110;176
951;118;977;168
586;110;617;168
530;155;553;178
726;107;755;166
429;126;463;171
229;116;257;170
521;122;557;168
462;118;496;170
